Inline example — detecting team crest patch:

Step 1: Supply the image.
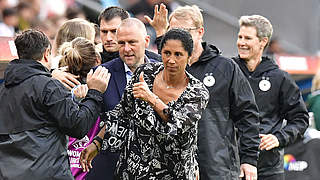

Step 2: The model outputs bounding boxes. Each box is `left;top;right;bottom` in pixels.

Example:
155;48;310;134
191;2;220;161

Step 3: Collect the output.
259;77;271;91
203;73;215;87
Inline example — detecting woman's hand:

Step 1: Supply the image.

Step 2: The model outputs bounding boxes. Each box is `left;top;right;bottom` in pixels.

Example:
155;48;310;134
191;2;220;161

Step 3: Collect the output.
239;163;257;180
259;134;279;150
73;84;88;99
80;143;99;172
133;73;154;103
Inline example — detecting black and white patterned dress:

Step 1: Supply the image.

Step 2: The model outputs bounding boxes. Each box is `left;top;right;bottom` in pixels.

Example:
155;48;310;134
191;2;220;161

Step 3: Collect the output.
102;62;209;180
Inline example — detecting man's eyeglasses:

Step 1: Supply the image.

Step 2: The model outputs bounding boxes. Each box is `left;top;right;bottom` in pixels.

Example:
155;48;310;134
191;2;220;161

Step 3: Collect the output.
168;27;199;32
181;27;199;32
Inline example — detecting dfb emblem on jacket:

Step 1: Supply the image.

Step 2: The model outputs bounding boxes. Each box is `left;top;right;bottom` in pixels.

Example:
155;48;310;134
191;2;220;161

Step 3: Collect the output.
259;77;271;91
203;73;215;87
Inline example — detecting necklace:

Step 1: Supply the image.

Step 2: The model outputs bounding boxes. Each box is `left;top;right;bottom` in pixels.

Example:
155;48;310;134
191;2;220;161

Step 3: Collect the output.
162;72;174;89
166;85;174;89
161;71;187;89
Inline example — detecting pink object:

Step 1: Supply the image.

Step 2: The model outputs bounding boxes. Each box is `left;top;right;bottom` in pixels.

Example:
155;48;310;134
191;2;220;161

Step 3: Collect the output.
68;117;101;180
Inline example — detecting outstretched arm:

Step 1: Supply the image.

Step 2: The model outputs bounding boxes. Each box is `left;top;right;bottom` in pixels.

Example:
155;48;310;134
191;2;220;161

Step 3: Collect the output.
46;66;110;139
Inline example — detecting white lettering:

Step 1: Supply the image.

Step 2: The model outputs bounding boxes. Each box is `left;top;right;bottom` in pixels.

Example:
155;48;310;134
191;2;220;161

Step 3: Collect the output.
70;157;79;164
107;136;123;148
288;161;308;171
67;150;81;157
116;126;127;137
70;163;81;168
106;122;127;138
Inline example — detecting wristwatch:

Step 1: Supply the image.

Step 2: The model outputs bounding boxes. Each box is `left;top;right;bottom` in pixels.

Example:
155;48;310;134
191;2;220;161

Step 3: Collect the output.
93;136;103;146
163;107;170;117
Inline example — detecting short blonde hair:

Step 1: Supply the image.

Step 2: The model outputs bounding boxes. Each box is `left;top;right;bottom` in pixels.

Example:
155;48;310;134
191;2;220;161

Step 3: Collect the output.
54;18;95;55
169;5;204;28
239;15;273;47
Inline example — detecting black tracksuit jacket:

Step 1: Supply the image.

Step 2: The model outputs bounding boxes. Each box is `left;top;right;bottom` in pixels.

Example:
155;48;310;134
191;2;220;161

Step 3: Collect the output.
0;59;103;179
185;42;260;180
233;56;309;176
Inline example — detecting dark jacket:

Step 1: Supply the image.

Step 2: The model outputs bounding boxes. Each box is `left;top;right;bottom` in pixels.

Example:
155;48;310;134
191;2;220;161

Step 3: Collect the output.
100;48;161;64
184;42;260;179
0;59;103;180
87;57;158;180
233;56;309;176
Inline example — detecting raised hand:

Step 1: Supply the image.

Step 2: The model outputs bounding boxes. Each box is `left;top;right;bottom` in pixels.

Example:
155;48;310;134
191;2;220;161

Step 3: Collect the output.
86;66;111;93
133;72;153;103
144;3;168;37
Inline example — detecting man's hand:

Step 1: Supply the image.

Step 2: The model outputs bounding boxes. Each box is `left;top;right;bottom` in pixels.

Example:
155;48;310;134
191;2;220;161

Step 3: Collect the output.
144;3;168;37
80;143;99;172
86;66;111;93
259;134;279;150
239;163;257;180
51;68;81;90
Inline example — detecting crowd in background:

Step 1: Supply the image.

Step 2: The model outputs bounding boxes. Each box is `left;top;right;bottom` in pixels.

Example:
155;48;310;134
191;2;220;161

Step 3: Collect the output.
1;0;294;65
0;0;180;52
0;0;318;180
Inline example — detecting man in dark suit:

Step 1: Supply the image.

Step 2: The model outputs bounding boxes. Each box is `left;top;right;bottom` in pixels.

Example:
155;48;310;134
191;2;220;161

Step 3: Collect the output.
84;17;159;180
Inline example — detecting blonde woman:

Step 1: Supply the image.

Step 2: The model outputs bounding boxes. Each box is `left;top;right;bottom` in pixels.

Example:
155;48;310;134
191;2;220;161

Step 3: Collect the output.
60;37;102;180
51;18;97;89
60;37;101;85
